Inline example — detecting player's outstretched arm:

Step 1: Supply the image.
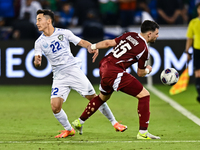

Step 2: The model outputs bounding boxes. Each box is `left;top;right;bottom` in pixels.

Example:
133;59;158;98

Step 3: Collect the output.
91;39;116;50
78;39;99;63
78;39;91;49
89;39;116;63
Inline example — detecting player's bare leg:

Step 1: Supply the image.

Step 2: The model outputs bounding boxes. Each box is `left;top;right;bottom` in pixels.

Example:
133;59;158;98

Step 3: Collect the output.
51;97;75;138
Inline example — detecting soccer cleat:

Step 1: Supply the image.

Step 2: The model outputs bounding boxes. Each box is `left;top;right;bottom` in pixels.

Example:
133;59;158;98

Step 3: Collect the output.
72;119;83;135
137;131;160;139
55;128;75;138
113;122;127;132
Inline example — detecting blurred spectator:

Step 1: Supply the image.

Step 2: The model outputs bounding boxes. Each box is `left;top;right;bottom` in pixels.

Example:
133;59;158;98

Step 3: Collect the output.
56;0;74;11
0;17;12;40
12;12;38;40
134;0;154;24
39;0;57;11
186;0;200;21
147;0;157;21
0;0;15;26
157;0;184;25
181;0;190;24
54;12;65;28
73;0;99;25
82;9;104;40
118;0;137;28
137;0;150;13
19;0;42;25
187;0;197;21
0;17;5;27
14;0;22;19
98;0;119;25
59;2;75;27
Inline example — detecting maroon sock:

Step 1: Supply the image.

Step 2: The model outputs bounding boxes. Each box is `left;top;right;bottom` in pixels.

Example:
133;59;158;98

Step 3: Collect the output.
138;95;150;130
80;95;105;121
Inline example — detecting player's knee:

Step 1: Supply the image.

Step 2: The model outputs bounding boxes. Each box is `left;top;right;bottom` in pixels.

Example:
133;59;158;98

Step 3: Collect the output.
99;93;110;101
51;98;62;114
136;87;150;98
51;104;62;114
85;94;97;101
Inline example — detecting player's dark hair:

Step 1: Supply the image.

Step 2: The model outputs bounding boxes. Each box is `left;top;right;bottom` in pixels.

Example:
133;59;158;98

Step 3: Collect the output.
141;20;159;33
37;9;55;24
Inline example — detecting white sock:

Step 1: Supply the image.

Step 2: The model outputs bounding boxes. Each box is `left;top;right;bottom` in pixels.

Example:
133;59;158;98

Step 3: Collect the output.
79;118;85;124
139;130;148;134
98;102;117;126
53;109;72;131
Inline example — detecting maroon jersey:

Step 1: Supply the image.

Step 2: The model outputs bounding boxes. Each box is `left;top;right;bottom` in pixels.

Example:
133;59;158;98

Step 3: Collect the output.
102;32;149;70
99;32;149;94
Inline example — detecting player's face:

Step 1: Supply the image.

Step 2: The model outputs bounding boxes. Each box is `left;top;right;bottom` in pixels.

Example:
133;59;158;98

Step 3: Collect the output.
36;14;49;31
148;28;159;44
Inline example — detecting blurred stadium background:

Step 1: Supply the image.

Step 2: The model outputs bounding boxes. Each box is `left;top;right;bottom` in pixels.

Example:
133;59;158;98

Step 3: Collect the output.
0;0;197;85
0;26;194;85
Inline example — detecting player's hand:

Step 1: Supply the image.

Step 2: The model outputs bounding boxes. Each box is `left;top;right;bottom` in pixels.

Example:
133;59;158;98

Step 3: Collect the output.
87;45;93;53
34;55;41;67
92;49;99;63
146;65;152;73
35;55;41;63
187;53;192;63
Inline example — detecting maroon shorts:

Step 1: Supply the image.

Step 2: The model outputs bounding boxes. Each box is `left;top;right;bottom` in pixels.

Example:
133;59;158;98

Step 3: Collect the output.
99;59;143;97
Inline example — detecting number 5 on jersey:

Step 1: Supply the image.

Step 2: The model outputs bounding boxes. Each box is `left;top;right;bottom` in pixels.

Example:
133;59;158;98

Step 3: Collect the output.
112;40;131;58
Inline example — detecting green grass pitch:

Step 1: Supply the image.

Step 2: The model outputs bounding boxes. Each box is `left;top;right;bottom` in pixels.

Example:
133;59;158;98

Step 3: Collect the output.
0;84;200;150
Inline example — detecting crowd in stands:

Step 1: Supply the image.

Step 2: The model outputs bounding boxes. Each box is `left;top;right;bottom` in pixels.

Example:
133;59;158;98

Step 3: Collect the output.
0;0;200;40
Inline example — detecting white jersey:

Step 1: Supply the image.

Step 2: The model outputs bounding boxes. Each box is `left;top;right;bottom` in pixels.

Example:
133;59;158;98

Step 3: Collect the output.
34;28;82;77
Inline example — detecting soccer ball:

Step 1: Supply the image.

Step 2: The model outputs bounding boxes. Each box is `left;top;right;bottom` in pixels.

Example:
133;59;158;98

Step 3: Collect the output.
160;68;179;86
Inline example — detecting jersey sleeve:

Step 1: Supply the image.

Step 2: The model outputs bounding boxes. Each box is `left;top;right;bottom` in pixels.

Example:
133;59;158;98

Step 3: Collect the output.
114;32;128;44
65;30;81;45
137;48;148;69
34;40;42;56
186;20;194;39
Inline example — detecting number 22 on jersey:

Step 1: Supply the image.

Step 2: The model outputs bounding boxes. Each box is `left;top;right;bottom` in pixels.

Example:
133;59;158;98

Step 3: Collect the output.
51;88;59;96
50;41;62;53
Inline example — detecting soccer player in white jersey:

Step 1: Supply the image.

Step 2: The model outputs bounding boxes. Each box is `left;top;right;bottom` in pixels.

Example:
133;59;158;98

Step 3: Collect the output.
34;9;127;138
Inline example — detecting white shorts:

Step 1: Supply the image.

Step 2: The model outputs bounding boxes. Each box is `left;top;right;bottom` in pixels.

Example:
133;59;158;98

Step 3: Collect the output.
51;65;95;102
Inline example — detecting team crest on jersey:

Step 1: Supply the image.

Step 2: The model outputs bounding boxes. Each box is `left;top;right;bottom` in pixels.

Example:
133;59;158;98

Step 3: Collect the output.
58;34;64;41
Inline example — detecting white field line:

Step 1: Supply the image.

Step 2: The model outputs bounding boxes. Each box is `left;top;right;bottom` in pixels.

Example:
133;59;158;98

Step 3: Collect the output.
0;141;200;144
146;85;200;126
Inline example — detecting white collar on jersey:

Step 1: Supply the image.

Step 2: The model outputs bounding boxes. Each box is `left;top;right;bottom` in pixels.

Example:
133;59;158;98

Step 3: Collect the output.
42;27;56;37
138;33;148;47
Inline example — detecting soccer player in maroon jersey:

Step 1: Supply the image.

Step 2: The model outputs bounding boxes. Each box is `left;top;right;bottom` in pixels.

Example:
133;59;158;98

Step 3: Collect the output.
72;20;160;139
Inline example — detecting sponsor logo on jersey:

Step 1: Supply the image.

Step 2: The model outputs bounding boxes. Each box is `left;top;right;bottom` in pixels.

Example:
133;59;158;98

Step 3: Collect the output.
43;42;48;48
58;34;64;41
88;89;93;93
